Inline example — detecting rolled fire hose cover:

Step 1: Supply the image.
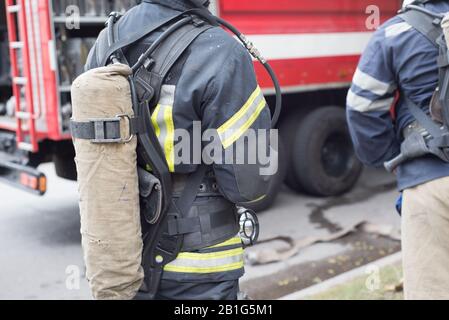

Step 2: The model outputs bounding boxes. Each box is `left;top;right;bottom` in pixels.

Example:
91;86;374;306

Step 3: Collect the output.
71;64;144;300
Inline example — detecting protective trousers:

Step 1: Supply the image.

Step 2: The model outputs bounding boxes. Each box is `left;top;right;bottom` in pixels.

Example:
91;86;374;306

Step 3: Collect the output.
402;176;449;299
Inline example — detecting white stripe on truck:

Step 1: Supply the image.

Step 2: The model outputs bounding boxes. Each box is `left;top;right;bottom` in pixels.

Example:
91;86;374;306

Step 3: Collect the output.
244;32;373;60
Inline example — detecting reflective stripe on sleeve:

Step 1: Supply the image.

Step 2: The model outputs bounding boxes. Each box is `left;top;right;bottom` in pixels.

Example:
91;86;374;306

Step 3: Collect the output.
150;85;176;172
217;86;267;149
352;68;396;97
163;106;175;172
385;22;412;38
347;90;395;112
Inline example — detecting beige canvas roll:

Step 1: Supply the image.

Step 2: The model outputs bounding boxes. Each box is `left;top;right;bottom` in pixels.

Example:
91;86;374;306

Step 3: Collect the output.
71;64;144;300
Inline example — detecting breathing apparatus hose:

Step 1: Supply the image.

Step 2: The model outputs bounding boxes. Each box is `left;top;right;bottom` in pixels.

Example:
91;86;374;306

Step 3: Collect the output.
217;16;282;129
188;0;282;128
107;13;121;64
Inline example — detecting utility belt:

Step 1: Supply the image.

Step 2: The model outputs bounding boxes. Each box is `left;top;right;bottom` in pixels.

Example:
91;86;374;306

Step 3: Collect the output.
172;171;221;198
168;172;239;252
139;168;239;252
136;167;240;299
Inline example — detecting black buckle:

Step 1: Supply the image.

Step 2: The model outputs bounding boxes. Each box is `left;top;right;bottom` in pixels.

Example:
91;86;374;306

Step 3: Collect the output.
191;16;205;27
90;114;134;144
106;11;123;26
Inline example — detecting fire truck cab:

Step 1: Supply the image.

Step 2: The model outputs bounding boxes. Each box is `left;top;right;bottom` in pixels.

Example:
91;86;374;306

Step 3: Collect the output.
0;1;400;209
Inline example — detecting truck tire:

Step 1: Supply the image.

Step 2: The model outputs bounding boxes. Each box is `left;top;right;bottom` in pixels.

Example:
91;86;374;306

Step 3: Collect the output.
289;106;362;197
279;109;308;192
244;137;287;212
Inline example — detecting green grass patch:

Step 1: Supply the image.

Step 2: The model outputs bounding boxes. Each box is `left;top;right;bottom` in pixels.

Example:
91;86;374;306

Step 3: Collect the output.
305;263;403;300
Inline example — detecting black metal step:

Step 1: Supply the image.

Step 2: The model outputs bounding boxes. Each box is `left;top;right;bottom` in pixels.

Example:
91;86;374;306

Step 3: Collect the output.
0;155;46;195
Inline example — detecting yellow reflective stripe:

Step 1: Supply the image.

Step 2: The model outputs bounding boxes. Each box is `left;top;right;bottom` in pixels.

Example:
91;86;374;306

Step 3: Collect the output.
221;98;266;149
163;106;175;172
164;261;244;274
150;104;175;172
176;247;243;260
163;246;244;274
207;237;242;249
151;104;161;137
217;86;261;136
246;194;267;204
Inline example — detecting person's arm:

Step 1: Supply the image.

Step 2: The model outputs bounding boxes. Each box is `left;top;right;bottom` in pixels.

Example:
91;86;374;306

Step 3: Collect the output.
201;42;274;204
346;25;400;167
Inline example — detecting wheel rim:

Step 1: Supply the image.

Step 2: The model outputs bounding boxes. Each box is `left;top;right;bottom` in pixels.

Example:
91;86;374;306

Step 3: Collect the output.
320;132;353;178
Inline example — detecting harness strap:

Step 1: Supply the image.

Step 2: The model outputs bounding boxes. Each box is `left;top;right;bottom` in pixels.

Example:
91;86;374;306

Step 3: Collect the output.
160;165;209;252
399;6;443;47
133;21;213;105
168;217;201;235
100;12;186;67
175;165;208;216
70;116;146;143
405;97;443;138
127;19;213;299
137;166;209;300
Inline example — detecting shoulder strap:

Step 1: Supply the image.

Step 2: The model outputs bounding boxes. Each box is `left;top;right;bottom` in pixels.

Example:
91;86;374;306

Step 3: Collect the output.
152;22;212;78
398;7;443;47
99;11;186;67
175;165;209;217
133;20;212;104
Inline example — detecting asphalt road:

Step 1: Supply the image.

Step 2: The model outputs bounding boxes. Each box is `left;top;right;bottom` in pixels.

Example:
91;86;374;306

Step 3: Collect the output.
0;164;90;299
0;164;401;300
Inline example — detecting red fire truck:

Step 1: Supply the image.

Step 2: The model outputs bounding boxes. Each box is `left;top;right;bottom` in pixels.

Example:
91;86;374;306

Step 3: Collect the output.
0;1;400;209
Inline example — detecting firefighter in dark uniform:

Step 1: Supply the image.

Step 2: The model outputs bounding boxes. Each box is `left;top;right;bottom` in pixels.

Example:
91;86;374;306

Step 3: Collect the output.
85;0;273;300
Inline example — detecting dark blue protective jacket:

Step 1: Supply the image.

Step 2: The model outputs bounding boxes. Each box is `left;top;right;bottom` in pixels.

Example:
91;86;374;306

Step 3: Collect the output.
347;1;449;191
85;0;273;204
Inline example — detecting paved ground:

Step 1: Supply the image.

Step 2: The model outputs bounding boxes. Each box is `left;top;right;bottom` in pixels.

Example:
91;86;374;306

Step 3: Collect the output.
241;167;401;298
0;164;401;300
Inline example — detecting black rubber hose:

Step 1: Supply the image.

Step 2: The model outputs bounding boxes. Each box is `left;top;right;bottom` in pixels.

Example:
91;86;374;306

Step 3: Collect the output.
187;1;282;128
107;15;119;64
216;17;282;128
263;62;282;128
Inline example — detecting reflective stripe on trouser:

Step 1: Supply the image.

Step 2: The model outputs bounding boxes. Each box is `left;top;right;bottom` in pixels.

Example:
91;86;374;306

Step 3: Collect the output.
162;235;245;282
402;176;449;300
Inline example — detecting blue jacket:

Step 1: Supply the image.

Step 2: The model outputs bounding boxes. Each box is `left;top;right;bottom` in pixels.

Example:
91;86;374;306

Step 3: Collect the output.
346;1;449;191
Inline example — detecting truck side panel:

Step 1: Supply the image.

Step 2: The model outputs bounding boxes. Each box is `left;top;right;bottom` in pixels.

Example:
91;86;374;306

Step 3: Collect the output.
218;0;401;91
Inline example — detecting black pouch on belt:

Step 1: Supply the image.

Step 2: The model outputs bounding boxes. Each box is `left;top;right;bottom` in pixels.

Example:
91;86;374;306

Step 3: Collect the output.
138;167;163;224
